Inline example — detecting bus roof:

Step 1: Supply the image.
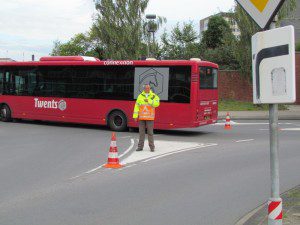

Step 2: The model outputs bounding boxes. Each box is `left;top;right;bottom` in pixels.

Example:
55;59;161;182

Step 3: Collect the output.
0;56;218;69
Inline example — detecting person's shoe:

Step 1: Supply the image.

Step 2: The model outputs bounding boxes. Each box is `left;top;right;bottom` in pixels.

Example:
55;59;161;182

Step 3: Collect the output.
150;149;155;152
136;148;143;151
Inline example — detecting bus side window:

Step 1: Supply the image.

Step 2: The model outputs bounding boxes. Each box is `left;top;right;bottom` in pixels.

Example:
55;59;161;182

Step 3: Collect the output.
27;71;37;95
0;70;3;94
15;74;27;96
4;71;15;95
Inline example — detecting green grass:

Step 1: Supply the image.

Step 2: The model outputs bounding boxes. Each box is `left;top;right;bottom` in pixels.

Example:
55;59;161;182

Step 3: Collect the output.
219;100;288;111
287;188;300;199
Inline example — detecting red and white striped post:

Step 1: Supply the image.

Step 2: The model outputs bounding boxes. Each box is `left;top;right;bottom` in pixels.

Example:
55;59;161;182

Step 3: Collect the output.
268;198;283;224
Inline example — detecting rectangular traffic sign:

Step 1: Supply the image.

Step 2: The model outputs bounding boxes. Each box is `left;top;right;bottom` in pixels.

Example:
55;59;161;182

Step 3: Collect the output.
236;0;286;29
252;26;296;104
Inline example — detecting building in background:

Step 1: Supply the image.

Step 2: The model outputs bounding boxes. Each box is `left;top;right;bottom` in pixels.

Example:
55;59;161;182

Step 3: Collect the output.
280;0;300;43
200;12;240;39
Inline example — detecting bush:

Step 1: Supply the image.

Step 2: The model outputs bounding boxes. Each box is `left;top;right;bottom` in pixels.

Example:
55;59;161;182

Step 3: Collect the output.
296;42;300;51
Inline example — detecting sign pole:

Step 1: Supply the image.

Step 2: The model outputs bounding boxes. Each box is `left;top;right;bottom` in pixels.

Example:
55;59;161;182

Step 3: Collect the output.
268;20;282;225
236;1;295;223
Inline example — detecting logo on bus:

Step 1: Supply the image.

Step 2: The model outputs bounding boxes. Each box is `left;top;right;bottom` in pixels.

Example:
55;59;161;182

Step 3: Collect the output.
34;98;67;111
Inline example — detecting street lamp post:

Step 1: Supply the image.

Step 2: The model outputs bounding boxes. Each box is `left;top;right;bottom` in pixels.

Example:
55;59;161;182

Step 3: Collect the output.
146;14;157;58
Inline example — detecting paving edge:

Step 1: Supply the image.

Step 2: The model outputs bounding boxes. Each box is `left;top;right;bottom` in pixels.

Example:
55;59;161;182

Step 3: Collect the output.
235;204;265;225
235;185;300;225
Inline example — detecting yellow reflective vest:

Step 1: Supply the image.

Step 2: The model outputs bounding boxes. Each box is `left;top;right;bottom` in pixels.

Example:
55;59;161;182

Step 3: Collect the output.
133;91;160;120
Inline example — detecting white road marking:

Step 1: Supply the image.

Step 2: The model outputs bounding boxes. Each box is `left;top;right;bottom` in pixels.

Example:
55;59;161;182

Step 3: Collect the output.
121;140;217;165
84;164;105;174
280;128;300;131
85;138;134;174
70;138;135;179
120;136;132;139
235;139;254;143
117;164;138;171
215;122;292;126
142;144;218;163
119;139;135;158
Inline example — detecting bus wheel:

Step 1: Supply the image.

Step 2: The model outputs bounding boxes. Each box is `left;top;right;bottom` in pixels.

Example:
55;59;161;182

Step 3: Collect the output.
108;111;127;132
0;105;12;122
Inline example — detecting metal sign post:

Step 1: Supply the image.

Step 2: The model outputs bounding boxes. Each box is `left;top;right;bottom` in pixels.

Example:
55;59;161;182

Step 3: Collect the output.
252;22;296;225
252;23;295;225
268;20;282;225
236;1;296;224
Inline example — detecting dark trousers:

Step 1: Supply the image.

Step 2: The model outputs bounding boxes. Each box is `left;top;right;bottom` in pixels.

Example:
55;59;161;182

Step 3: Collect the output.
138;120;155;150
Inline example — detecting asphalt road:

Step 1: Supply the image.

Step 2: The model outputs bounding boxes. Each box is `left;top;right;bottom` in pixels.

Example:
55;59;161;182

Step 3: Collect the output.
0;120;299;225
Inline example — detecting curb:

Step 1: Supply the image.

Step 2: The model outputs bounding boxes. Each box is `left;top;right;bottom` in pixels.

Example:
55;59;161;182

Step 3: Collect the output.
235;204;265;225
235;185;300;225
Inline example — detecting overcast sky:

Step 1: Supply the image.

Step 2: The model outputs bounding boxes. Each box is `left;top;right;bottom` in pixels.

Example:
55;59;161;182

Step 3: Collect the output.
0;0;235;61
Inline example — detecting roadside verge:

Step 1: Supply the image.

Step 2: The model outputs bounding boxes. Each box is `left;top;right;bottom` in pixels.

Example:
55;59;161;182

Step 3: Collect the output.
236;185;300;225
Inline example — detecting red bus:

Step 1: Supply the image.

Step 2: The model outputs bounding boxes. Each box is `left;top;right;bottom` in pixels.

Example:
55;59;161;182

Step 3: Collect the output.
0;56;218;131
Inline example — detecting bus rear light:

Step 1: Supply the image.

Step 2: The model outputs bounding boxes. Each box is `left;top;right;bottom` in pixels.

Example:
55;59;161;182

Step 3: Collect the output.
170;123;174;126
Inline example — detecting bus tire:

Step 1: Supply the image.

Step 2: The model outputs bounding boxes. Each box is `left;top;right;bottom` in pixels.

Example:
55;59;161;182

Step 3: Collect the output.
108;110;127;132
0;105;12;122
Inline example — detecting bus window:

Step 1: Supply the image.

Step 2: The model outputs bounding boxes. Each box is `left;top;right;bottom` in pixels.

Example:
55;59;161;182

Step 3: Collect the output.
4;71;15;95
168;66;191;103
0;70;3;94
199;67;218;89
27;71;37;95
15;74;26;95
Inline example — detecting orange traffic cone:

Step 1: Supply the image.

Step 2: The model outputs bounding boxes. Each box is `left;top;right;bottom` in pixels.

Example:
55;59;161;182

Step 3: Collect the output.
104;132;123;169
224;112;232;130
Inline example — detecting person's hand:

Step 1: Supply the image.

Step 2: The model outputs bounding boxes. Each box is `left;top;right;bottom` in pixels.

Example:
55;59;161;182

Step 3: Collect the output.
144;99;148;102
134;118;138;122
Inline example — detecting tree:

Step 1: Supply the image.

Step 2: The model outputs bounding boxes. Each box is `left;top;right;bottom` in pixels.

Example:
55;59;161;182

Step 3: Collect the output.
51;33;104;58
200;15;239;70
201;15;233;49
234;5;260;77
50;0;165;60
51;33;89;56
234;0;297;78
160;22;200;59
92;0;149;60
296;41;300;52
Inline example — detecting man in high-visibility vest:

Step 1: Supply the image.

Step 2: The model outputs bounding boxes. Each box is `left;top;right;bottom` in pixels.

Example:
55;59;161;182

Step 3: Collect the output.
133;84;160;152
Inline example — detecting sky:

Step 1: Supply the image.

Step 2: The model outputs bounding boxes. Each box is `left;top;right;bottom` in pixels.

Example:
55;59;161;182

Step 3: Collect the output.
0;0;235;61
